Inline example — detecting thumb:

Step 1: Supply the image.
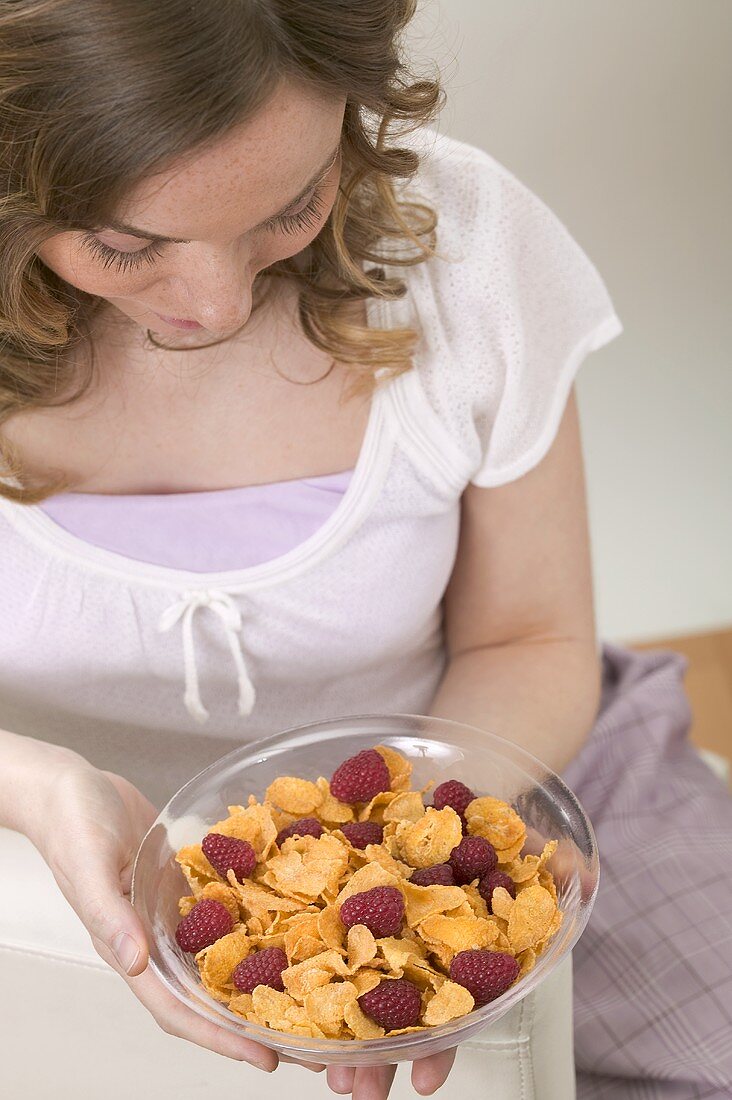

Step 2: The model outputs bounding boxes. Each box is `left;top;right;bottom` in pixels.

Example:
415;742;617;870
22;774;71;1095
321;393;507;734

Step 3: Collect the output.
62;849;150;977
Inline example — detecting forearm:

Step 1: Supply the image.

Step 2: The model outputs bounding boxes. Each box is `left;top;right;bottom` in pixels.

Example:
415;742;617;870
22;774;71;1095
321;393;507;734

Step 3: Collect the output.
0;726;85;836
427;638;602;775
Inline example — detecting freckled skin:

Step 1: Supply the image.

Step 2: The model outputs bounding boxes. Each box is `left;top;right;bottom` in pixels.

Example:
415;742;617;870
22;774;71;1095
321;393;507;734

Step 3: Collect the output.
37;79;347;347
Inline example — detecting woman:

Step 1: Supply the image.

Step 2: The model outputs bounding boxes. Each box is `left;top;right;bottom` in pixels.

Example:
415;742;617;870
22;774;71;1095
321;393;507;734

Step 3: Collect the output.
1;2;730;1098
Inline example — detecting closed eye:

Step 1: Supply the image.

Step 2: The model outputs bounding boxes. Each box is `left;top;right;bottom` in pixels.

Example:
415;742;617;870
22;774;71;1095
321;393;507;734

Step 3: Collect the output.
79;181;330;274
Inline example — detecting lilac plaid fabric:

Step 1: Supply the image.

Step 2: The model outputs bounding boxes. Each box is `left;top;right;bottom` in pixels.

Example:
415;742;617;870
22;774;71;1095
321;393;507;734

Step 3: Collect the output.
560;641;732;1099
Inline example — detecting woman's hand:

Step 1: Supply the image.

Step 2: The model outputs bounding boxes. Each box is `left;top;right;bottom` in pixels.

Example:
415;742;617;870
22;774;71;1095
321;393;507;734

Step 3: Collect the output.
326;1048;457;1098
29;758;325;1073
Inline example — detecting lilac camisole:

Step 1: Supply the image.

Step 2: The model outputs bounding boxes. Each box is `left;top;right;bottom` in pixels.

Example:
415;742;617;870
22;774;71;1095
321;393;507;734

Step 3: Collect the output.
38;469;355;572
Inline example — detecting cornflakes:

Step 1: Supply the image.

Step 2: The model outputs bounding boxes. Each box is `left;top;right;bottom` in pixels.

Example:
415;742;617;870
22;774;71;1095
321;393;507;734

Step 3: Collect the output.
174;744;564;1041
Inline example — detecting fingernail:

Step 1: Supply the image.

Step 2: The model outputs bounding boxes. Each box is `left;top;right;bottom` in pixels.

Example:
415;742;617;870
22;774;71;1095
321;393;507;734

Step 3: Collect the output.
112;932;140;974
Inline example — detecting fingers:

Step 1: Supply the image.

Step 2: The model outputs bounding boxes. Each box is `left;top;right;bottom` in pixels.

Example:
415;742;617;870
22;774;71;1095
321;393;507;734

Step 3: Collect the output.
327;1064;397;1100
327;1064;356;1093
353;1064;398;1100
48;846;151;977
116;958;279;1070
326;1048;458;1097
411;1047;458;1094
39;769;278;1071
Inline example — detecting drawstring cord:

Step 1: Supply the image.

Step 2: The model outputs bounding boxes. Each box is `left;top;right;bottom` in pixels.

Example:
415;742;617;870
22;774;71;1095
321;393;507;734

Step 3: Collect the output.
157;588;255;723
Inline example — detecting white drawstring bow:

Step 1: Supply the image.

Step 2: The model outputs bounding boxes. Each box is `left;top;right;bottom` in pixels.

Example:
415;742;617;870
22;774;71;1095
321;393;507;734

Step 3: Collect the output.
157;588;255;723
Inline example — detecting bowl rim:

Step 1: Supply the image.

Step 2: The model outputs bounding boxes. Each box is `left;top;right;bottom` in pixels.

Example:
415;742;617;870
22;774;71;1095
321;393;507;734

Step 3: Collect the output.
131;711;600;1056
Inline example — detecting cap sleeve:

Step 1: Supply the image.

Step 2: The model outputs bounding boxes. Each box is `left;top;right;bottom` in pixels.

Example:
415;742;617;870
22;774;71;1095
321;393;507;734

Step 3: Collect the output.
410;139;624;488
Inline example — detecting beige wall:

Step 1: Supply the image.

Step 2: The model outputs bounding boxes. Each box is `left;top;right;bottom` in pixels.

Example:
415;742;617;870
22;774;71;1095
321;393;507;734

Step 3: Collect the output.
405;1;732;643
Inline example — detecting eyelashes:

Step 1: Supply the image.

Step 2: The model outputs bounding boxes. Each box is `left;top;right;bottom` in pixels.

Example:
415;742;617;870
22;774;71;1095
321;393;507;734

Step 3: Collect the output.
80;235;165;275
273;184;328;237
80;184;329;275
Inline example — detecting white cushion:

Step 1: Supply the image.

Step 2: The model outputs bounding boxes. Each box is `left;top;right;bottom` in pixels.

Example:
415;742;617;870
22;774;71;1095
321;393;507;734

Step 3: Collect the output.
1;825;575;1098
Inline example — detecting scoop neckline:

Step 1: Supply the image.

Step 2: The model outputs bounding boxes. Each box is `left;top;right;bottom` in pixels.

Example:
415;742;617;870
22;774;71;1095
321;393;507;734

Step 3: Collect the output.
0;291;399;593
41;466;356;502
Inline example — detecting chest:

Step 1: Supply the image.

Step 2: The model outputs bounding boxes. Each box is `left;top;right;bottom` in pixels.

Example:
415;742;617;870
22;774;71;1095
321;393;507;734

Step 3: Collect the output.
0;440;462;743
4;293;372;494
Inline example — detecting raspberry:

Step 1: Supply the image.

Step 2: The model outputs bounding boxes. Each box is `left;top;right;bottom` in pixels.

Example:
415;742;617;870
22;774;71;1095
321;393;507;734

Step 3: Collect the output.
449;836;498;885
433;779;475;818
449;949;520;1006
201;832;257;881
330;749;391;803
358;978;422;1030
231;947;288;994
478;870;517;911
340;821;384;849
175;898;233;953
340;885;405;937
276;817;324;846
409;863;455;887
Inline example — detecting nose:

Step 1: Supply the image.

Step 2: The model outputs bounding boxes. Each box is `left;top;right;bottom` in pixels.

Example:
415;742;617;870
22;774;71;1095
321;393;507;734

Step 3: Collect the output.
176;243;253;334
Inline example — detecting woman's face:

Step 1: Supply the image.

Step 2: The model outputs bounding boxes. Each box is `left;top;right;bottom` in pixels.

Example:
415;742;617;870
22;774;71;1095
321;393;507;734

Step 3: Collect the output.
37;81;347;346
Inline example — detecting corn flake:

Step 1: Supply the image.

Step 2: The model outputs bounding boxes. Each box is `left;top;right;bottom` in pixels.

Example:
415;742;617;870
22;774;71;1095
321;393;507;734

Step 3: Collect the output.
422;980;474;1025
265;776;324;816
199;928;251;999
228;875;311;921
373;744;412;791
382;791;425;824
175;845;218;893
314;777;354;824
251;986;312;1035
506;840;558;883
356;790;401;824
346;842;414;880
490;886;515;921
394;807;463;869
261;833;349;901
347;925;378;969
507;884;557;953
401;882;467;926
376;935;428;973
281;950;351;999
317;904;347;951
304;980;358;1037
464;797;526;854
461;883;490;920
517;947;537;979
350;967;385;996
418;914;499;952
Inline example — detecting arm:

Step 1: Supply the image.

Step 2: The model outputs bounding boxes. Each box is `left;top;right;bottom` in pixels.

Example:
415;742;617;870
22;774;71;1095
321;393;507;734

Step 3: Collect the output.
428;386;602;774
0;727;281;1069
0;726;83;840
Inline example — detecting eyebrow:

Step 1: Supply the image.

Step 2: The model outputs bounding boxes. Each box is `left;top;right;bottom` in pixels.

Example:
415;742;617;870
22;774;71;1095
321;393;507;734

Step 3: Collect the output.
98;143;341;243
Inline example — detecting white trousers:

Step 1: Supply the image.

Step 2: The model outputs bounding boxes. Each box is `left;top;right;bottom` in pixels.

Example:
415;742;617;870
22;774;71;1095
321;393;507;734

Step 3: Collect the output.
1;826;576;1099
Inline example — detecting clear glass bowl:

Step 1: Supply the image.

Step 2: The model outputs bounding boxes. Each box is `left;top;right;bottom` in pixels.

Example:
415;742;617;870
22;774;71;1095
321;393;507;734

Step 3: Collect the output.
131;713;599;1066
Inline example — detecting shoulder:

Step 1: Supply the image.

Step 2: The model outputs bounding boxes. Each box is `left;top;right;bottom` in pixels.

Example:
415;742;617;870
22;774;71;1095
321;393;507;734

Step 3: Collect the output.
395;125;502;249
393;126;624;488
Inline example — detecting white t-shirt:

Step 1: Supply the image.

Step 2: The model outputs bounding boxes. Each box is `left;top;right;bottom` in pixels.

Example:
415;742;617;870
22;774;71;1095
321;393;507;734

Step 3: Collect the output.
0;126;623;808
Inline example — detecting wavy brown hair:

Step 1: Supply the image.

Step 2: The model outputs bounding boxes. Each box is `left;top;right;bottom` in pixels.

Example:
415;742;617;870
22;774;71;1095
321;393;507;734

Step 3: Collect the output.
0;0;448;503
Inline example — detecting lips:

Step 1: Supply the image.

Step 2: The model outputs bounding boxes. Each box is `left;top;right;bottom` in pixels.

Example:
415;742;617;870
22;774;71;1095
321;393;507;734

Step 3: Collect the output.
153;312;203;330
